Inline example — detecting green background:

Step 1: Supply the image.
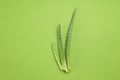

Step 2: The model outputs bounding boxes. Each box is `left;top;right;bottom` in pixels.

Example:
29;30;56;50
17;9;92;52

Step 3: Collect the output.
0;0;120;80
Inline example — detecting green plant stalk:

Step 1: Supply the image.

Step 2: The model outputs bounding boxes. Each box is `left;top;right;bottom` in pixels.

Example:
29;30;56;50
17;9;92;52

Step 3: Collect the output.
51;8;76;73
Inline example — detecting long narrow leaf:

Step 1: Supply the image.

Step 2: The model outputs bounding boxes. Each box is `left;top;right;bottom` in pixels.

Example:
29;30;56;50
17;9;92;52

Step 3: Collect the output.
57;24;68;71
51;43;62;70
65;8;76;69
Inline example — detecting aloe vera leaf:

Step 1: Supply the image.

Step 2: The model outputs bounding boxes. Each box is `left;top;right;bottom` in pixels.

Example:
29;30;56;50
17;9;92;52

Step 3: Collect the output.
57;24;68;71
65;8;76;69
51;43;62;70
